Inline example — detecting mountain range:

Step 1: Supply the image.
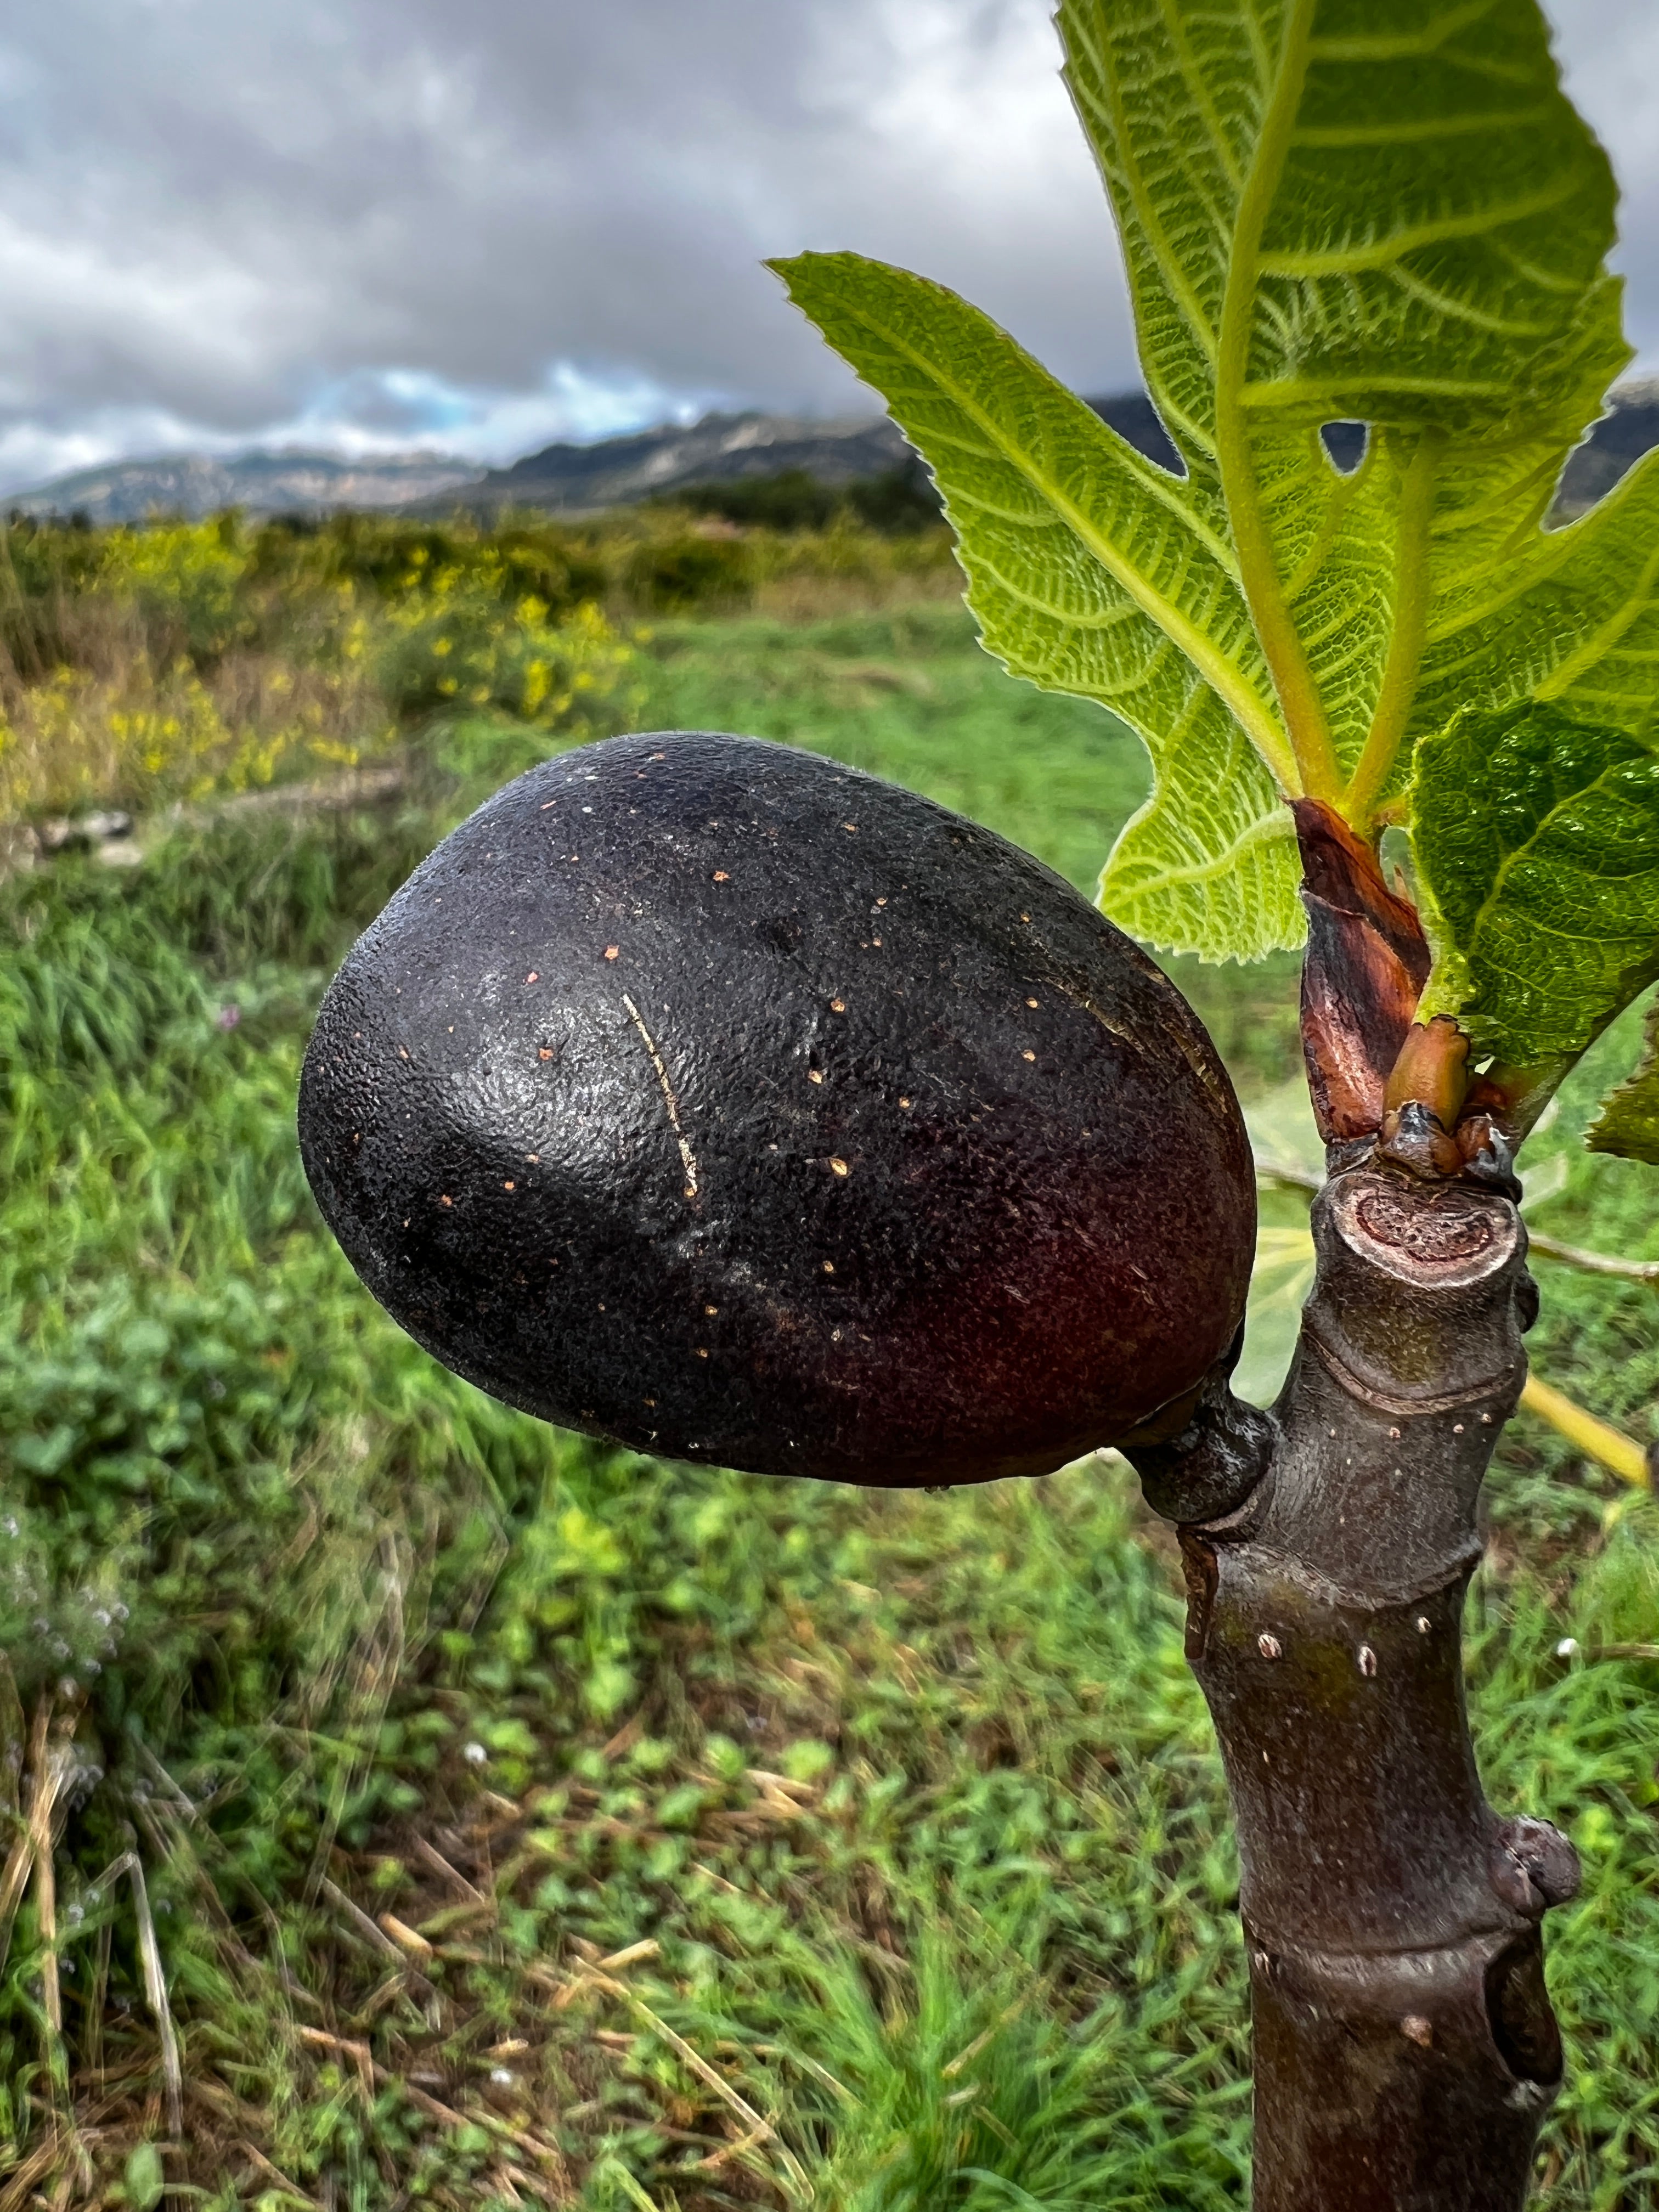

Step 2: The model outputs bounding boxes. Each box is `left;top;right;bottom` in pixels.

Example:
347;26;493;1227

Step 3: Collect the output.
4;448;481;526
7;380;1656;524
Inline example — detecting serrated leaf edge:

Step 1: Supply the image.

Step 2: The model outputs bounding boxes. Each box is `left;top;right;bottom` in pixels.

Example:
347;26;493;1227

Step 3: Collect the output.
768;252;1300;797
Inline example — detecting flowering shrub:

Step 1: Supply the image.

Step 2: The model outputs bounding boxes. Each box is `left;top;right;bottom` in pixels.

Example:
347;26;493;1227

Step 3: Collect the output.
93;518;253;664
377;573;638;732
0;521;641;823
0;657;392;820
0;501;958;826
622;529;757;613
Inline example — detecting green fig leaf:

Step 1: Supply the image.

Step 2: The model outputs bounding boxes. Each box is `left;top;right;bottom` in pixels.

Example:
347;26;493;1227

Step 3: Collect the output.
1586;1002;1659;1165
1059;0;1627;821
770;250;1305;957
1416;447;1659;746
1060;0;1622;462
1413;704;1659;1069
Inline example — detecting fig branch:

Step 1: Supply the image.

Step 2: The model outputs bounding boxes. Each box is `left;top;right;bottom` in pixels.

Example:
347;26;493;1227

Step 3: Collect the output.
1125;1162;1579;2212
1099;792;1607;2209
1253;1159;1657;1486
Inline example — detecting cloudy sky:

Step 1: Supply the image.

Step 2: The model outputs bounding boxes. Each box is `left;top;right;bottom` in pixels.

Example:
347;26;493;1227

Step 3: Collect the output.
0;0;1652;491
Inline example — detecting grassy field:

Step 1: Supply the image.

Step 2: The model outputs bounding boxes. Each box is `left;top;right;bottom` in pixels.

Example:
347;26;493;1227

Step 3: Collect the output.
0;582;1655;2208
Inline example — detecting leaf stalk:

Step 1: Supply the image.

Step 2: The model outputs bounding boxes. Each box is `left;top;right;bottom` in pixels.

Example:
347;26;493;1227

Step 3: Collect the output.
1214;0;1342;806
1343;435;1440;829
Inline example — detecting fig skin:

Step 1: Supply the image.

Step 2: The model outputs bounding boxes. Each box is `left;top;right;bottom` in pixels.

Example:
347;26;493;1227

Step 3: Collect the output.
299;731;1255;1487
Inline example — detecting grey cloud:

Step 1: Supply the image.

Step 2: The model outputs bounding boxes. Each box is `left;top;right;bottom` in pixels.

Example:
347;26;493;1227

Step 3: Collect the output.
0;0;1650;485
1551;0;1659;362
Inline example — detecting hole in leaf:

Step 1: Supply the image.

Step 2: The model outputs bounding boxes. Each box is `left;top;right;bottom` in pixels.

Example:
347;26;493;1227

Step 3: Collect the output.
1090;393;1187;478
1321;422;1368;475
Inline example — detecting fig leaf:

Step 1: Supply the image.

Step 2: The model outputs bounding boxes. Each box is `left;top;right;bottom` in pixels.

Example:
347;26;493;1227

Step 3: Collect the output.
1061;0;1626;832
1413;704;1659;1076
1059;0;1620;474
768;251;1304;962
1587;1002;1659;1167
1413;447;1659;750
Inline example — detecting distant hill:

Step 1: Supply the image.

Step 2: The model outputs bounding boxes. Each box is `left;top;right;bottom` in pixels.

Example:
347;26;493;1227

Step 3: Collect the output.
7;376;1654;528
417;396;1185;517
418;411;916;517
5;448;482;524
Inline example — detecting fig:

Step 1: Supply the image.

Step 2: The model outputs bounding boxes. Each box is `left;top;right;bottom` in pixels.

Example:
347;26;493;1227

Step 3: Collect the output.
299;731;1254;1486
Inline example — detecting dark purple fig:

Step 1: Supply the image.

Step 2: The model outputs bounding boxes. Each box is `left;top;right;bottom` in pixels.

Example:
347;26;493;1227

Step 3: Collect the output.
298;732;1254;1486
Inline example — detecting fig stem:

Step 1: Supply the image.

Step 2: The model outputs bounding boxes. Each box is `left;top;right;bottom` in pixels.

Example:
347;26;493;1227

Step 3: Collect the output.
1121;1356;1275;1525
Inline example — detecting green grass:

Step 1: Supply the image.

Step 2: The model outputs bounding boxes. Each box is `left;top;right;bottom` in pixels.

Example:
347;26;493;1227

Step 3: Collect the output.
0;607;1653;2207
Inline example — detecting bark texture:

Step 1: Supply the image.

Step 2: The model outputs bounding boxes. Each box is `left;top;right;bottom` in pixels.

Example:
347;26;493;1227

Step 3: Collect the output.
1131;1163;1580;2212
